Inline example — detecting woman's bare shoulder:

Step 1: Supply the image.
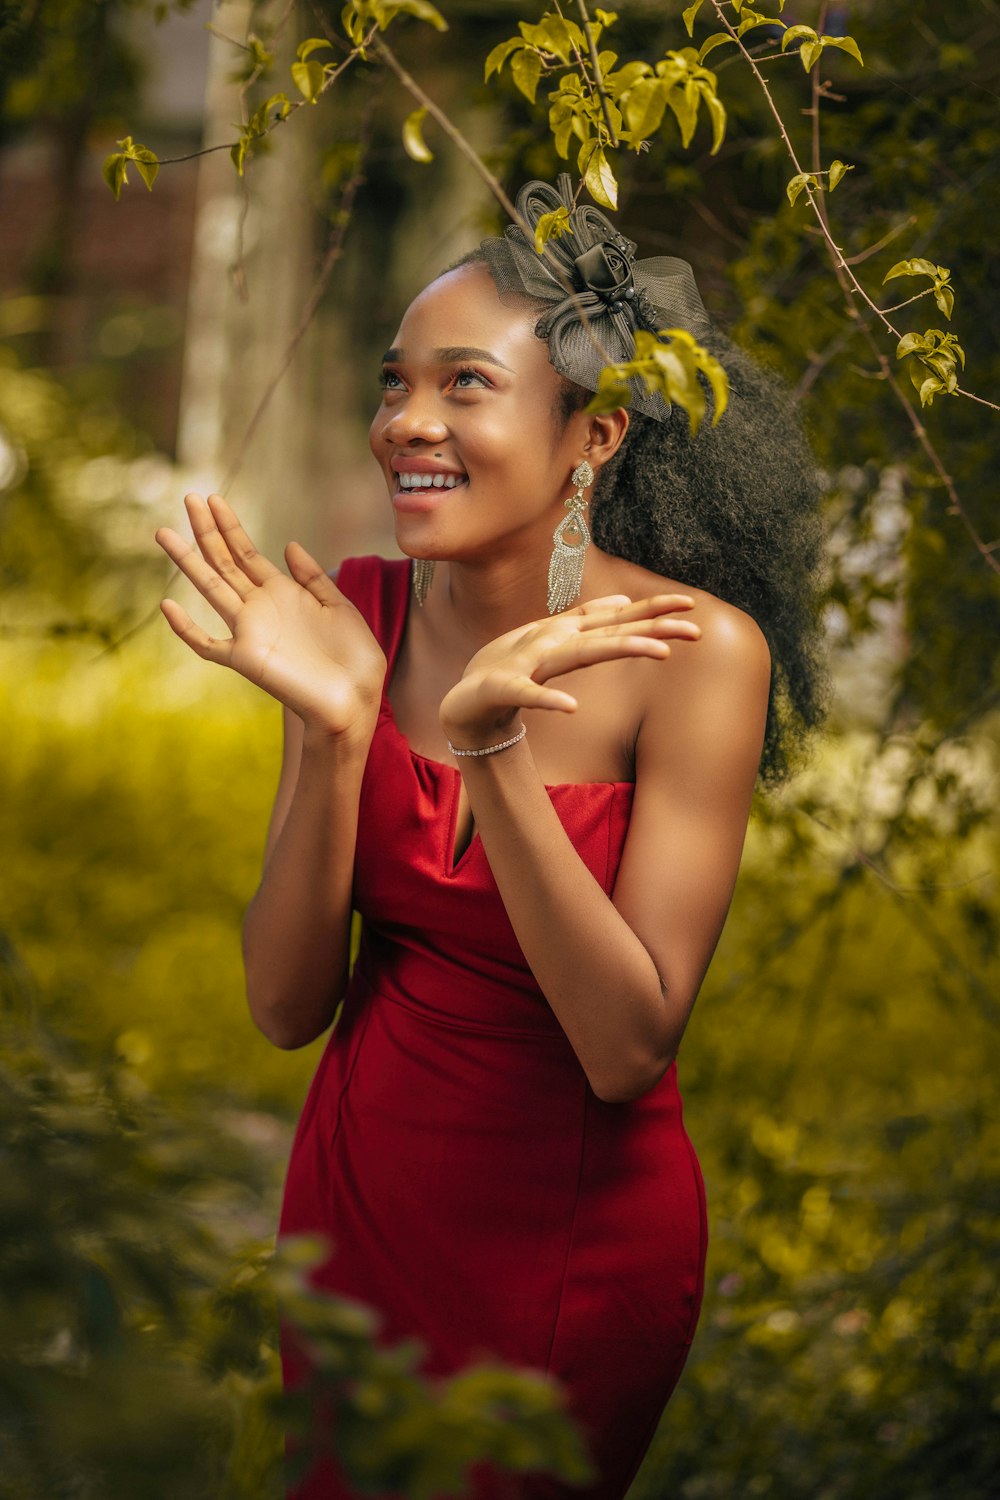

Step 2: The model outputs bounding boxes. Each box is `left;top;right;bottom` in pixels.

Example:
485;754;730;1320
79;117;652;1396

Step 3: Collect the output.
595;553;771;676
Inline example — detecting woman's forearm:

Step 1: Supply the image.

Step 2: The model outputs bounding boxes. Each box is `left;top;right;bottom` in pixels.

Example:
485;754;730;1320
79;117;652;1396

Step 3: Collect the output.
458;739;679;1103
241;725;370;1049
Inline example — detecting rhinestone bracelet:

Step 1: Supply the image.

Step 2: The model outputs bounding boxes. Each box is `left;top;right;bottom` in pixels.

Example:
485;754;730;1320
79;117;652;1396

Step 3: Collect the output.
447;723;527;758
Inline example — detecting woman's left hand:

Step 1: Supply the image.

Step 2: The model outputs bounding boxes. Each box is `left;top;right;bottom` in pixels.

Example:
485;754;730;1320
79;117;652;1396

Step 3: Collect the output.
439;593;701;749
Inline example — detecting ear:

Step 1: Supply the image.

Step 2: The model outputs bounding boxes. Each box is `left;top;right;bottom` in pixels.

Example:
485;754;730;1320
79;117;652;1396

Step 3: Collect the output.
571;406;630;470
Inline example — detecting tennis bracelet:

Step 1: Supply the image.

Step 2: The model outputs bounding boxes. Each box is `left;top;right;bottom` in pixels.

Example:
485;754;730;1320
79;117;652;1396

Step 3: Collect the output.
447;723;527;758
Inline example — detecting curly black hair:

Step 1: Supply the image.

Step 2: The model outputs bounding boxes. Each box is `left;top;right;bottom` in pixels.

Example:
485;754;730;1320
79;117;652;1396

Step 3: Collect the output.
444;252;828;785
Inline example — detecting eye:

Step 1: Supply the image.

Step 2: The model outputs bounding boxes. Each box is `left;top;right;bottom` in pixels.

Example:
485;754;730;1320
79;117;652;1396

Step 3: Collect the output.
379;368;405;391
450;367;490;391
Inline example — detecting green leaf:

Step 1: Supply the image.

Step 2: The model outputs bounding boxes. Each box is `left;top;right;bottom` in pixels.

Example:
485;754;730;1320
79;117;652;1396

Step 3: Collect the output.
799;38;823;71
664;84;697;149
781;23;817;50
917;375;947;407
698;32;734;64
702;88;726;154
896;331;929;358
534;206;571;254
606;61;651;97
292;59;326;102
623;77;666;140
682;0;704;36
586;381;633;415
374;0;448;32
582;142;618;209
934;284;955;321
828;158;853;190
511;48;543;103
736;9;774;37
533;14;578;64
786;171;819;207
132;148;159;192
102;153;128;201
594;10;618;26
401;106;433;162
823;34;863;66
230;134;250;175
484;37;522;80
883;258;938;282
297;36;333;62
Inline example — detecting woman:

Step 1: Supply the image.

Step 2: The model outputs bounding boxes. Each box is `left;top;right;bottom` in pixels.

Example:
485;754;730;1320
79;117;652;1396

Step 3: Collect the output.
154;178;824;1498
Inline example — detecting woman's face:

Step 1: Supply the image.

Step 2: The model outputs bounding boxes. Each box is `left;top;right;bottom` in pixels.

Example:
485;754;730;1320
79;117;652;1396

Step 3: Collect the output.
368;263;587;565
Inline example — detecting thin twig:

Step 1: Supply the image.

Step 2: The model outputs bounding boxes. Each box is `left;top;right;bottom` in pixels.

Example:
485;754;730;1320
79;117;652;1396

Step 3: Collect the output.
371;36;522;226
574;0;619;146
844;216;917;266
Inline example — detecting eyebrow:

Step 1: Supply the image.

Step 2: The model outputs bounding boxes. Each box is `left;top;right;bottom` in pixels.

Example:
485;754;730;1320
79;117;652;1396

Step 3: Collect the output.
381;345;515;373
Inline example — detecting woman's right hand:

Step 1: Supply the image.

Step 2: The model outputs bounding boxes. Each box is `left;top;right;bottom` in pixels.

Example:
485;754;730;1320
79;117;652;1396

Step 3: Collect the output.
154;492;387;738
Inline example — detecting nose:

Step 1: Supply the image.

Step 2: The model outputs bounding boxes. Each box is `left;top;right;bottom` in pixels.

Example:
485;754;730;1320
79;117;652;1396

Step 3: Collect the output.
380;389;449;447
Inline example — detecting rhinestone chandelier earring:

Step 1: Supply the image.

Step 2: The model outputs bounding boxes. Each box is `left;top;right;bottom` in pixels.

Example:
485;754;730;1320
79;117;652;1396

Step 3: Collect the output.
412;558;435;606
547;460;594;614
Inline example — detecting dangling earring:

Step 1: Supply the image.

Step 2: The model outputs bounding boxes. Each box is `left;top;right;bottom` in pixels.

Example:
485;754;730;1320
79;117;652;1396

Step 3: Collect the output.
547;460;594;614
412;558;435;606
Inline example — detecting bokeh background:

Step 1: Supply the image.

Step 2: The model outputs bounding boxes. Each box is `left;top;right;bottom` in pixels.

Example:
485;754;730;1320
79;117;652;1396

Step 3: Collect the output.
1;0;998;1496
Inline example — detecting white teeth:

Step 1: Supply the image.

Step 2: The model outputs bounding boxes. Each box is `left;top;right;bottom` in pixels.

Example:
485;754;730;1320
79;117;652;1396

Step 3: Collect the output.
398;472;465;489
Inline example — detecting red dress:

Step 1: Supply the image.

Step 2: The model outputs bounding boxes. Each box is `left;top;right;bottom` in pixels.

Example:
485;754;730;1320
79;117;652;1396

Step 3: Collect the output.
278;555;707;1500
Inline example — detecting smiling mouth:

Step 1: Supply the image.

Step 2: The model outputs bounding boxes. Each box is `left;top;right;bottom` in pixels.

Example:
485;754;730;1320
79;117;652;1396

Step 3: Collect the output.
395;472;467;490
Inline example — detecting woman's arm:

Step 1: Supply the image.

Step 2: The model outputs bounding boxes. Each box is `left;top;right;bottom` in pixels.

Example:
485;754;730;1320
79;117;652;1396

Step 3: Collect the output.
241;709;372;1050
154;494;386;1050
443;598;770;1103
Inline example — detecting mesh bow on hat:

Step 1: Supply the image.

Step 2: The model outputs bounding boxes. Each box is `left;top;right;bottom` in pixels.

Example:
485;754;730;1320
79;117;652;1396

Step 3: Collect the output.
479;174;712;421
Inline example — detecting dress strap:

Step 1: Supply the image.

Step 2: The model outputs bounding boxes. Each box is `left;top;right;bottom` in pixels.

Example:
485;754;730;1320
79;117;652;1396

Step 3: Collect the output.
335;556;411;671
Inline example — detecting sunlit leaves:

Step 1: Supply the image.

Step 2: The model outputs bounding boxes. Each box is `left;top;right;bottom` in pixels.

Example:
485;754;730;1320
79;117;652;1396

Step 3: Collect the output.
895;328;966;406
230;93;291;175
402;106;434;162
884;259;955;320
292;36;333;102
787;159;854;207
781;23;864;72
485;10;726;211
534;206;571;253
786;171;819;208
617;50;727;155
587;327;729;436
341;0;447;47
579;140;617;209
102;137;159;200
828;158;853;191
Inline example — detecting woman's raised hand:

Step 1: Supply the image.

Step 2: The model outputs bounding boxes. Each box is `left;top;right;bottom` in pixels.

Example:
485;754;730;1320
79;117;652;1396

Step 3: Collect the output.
439;593;701;748
154;493;387;737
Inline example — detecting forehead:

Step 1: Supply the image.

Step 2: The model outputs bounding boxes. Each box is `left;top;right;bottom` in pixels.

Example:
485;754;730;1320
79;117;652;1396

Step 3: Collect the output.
391;264;549;372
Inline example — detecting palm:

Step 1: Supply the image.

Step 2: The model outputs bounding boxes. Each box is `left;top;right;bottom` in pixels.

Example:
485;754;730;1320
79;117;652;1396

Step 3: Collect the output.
154;493;386;734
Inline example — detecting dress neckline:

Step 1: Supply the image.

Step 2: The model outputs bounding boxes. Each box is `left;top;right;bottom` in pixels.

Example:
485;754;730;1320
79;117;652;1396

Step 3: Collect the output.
379;559;635;794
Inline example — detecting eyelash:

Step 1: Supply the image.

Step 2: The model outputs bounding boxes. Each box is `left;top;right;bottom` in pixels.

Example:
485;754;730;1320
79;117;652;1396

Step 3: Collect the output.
378;366;491;393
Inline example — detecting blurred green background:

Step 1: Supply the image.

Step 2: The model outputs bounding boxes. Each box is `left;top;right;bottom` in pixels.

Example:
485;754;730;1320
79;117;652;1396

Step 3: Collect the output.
1;0;998;1496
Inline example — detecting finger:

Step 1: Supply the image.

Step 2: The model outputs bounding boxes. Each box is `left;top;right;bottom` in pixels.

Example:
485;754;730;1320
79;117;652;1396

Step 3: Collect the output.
584;615;701;643
575;593;697;629
285;542;342;605
531;635;674;683
160;598;233;665
154;526;244;627
183;494;254;599
203;493;282;585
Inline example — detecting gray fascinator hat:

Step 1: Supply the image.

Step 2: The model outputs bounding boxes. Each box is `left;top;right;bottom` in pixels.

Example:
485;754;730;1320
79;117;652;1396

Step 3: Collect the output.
478;174;711;421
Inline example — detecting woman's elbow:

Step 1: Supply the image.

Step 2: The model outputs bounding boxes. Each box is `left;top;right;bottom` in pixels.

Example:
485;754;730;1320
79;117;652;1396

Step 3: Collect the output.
589;1047;677;1105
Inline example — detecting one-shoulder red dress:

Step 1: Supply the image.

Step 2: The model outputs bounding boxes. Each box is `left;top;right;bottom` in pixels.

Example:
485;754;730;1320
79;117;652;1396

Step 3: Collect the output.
278;555;707;1500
